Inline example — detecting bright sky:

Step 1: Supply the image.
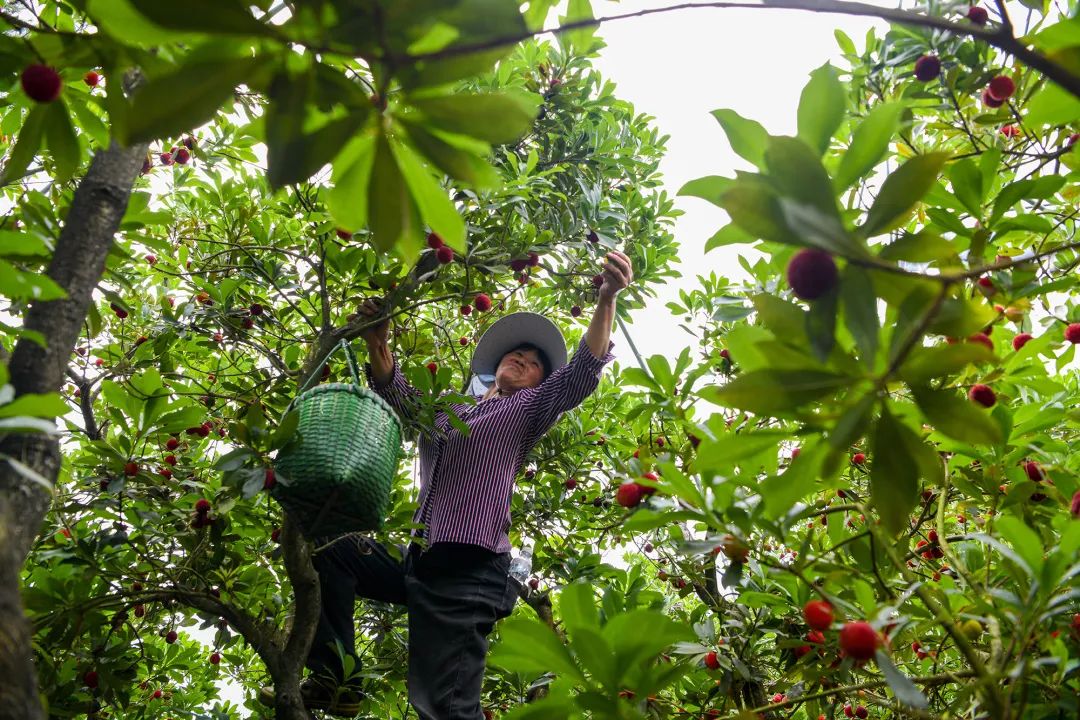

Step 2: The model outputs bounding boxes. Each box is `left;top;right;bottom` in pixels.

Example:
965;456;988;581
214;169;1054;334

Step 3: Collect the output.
589;0;885;362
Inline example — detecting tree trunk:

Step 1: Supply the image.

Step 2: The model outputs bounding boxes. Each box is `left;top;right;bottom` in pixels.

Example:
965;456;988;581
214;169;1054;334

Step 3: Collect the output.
0;136;147;720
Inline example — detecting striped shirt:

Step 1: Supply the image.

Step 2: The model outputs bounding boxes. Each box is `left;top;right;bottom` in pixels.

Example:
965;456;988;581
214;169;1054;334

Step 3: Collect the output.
364;337;615;553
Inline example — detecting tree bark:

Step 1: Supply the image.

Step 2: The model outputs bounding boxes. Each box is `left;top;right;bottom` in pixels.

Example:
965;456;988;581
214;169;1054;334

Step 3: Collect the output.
0;136;147;720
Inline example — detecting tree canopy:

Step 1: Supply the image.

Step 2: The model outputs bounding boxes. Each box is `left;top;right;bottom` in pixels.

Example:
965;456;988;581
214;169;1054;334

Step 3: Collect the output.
1;1;1079;719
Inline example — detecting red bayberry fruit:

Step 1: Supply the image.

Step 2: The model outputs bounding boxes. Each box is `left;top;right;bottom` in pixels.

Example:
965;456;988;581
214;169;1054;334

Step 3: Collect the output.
271;527;281;543
704;651;720;669
839;621;879;660
914;55;941;81
163;454;177;466
988;75;1016;101
787;249;838;301
1000;124;1019;138
209;652;221;665
264;468;276;490
565;477;577;490
110;303;128;319
195;499;211;515
527;251;540;267
436;245;454;264
336;228;353;240
134;604;145;618
426;362;438;375
427;232;444;249
967;5;988;23
459;337;469;346
84;70;101;87
803;600;834;630
528;577;540;590
249;303;264;316
83;669;99;688
175;147;191;164
852;452;866;465
1065;323;1080;344
981;88;1005;108
968;384;996;408
806;629;826;644
772;693;784;703
459;303;473;317
474;293;492;312
587;230;599;244
591;274;604;287
159;152;173;165
1023;461;1044;482
855;706;868;719
509;258;528;272
21;64;62;102
124;461;138;477
616;482;644;508
843;705;854;718
570;305;582;317
165;437;179;451
165;630;178;643
1012;333;1033;351
968;332;993;350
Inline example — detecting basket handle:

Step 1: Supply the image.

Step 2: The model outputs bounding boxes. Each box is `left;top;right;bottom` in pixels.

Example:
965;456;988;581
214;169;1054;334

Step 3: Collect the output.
289;340;364;410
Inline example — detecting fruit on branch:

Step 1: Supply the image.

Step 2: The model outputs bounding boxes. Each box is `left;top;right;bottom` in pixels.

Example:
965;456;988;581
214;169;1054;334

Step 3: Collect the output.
427;232;444;249
460;304;472;316
110;303;128;319
528;577;539;590
83;670;99;688
981;88;1005;108
165;630;178;644
615;482;644;507
436;245;454;264
1000;125;1019;138
786;249;838;301
527;251;540;267
565;477;577;490
914;55;941;81
839;621;879;660
426;362;438;375
1065;323;1080;344
509;258;528;272
175;147;191;164
1012;333;1033;351
474;293;491;312
264;468;276;489
968;332;993;350
852;452;866;465
84;70;101;87
988;75;1016;101
570;305;582;317
587;230;599;244
966;5;988;24
209;652;221;665
159;152;173;166
803;600;835;631
591;274;604;287
1023;461;1044;482
703;651;720;670
21;64;62;102
968;384;996;407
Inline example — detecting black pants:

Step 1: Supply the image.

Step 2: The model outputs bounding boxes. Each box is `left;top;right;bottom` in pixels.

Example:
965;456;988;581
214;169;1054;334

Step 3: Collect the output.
307;537;519;720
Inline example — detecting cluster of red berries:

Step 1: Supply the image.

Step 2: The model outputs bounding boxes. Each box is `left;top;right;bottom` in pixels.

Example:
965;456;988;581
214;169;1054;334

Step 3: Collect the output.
427;232;455;264
614;471;660;507
191;498;213;529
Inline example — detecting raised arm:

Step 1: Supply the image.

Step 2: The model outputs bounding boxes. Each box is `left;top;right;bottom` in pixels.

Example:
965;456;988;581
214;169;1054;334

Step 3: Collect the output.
358;297;423;423
521;251;633;446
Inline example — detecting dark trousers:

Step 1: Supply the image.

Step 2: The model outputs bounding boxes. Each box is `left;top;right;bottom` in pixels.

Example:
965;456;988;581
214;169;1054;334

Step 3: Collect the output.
307;536;519;720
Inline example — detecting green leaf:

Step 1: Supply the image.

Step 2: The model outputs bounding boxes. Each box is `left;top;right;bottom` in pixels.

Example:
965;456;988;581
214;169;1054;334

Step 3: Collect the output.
779;199;867;257
269;411;299;451
489;617;584;681
694;430;786;472
127;0;276;37
875;650;929;710
765;136;839;219
827;394;876;451
367;132;421;254
910;385;1003;446
841;265;879;369
878;231;958;263
560;0;597;55
835;102;905;190
409;90;540;145
397;118;499;189
995;516;1044;577
718;180;800;246
85;0;183;45
702;370;850;416
899;343;997;385
869;409;920;534
806;286;838;363
1025;81;1080;126
677;175;734;207
0;393;68;419
121;56;271;144
327;133;378;232
948;158;984;218
704;223;755;251
43;101;79;183
927;297;996;338
558;582;599;633
710;109;768;168
861;153;950;237
391;137;466;254
797;63;845;156
989;175;1066;224
0;104;47;186
0;260;66;301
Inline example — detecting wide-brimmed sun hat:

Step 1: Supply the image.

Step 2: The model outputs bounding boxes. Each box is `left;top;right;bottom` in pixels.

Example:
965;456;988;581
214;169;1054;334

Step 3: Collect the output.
467;312;567;396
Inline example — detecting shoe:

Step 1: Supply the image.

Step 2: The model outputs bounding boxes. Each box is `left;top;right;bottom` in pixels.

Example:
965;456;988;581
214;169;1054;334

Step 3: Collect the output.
257;678;364;717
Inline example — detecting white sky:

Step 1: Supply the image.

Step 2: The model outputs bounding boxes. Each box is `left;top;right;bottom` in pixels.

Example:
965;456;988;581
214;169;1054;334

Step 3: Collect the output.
590;0;885;361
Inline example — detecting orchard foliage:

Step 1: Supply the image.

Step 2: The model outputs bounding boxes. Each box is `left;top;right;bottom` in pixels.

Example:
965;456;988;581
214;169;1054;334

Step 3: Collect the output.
0;1;1079;720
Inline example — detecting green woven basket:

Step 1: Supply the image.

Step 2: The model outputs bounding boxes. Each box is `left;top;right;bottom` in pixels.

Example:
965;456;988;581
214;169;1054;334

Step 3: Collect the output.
272;340;402;538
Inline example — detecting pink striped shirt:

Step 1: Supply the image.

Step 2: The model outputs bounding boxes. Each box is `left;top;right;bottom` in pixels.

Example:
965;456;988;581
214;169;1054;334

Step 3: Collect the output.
365;338;615;553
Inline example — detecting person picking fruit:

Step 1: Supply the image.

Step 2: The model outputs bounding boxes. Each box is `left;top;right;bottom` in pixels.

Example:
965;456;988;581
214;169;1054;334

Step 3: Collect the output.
259;251;632;718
